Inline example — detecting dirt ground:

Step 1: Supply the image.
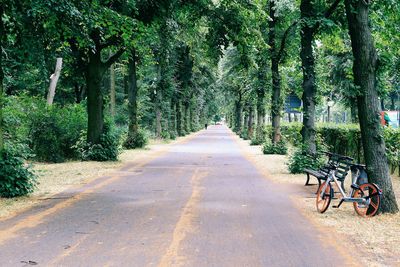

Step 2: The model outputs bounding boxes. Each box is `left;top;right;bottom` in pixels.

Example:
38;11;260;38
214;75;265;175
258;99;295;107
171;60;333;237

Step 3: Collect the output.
233;135;400;267
0;137;189;220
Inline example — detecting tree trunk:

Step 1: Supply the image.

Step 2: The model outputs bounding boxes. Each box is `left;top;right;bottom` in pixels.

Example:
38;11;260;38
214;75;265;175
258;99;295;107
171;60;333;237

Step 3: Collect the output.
235;93;243;134
300;0;317;154
248;106;254;139
74;83;85;104
345;0;399;213
170;97;177;136
184;102;190;133
176;100;183;136
86;51;106;144
0;6;4;151
269;0;281;144
271;59;282;143
127;48;139;138
256;88;266;140
189;101;194;132
155;99;162;138
110;61;116;117
47;58;63;105
350;98;358;123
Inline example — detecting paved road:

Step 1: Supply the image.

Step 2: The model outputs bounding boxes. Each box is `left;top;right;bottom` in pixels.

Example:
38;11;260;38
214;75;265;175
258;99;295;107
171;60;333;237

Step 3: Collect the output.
0;125;349;267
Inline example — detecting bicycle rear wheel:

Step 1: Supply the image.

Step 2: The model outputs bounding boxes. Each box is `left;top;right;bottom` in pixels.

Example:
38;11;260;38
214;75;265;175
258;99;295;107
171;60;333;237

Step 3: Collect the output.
352;183;381;217
316;182;332;213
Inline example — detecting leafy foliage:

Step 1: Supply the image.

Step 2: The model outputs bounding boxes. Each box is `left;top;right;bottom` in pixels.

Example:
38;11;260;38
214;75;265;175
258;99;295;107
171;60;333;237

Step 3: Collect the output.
287;145;325;174
74;121;121;162
262;140;288;155
29;104;87;162
0;145;36;198
124;129;148;149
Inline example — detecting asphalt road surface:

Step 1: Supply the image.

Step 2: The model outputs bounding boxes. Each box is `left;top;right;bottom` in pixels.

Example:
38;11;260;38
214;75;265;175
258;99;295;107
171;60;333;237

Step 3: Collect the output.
0;125;350;267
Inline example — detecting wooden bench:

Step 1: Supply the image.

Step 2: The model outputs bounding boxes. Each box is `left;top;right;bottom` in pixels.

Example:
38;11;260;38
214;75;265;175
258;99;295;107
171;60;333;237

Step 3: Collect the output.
304;152;353;192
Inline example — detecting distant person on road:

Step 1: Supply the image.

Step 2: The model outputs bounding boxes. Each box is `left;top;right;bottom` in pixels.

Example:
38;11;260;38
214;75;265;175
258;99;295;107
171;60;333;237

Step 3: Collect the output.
205;123;208;130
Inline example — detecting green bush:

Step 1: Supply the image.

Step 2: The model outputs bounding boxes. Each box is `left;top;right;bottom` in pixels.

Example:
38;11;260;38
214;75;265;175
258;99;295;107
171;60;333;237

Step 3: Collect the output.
262;140;288;155
287;145;325;174
3;95;43;145
250;138;263;145
161;131;170;140
169;131;177;140
74;122;121;161
384;127;400;172
29;104;87;162
0;145;37;198
123;129;148;149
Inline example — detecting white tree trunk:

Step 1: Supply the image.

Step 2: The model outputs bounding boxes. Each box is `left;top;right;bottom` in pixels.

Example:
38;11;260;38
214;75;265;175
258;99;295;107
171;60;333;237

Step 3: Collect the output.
47;58;63;105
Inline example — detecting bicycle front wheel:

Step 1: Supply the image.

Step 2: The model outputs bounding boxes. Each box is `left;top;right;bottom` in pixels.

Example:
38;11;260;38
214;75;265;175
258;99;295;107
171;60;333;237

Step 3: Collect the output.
352;183;381;217
316;182;332;213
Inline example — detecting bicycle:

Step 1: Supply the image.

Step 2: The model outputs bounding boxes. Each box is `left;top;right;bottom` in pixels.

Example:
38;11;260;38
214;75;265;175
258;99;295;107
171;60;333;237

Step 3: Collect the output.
316;161;382;217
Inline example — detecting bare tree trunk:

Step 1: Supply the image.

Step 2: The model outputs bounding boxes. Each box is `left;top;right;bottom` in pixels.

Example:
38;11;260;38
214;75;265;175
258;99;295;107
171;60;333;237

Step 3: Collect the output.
268;0;282;144
47;58;63;105
300;0;317;154
248;106;254;139
345;0;399;213
86;51;105;144
110;61;116;117
176;100;183;136
127;48;139;139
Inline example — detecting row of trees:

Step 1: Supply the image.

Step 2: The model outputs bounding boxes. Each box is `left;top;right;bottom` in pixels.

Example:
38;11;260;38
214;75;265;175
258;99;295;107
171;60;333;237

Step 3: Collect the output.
0;0;228;151
219;0;398;213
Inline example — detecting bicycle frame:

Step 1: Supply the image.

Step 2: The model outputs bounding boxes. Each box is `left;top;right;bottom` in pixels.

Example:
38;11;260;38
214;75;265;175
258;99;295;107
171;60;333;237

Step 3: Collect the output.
320;169;368;205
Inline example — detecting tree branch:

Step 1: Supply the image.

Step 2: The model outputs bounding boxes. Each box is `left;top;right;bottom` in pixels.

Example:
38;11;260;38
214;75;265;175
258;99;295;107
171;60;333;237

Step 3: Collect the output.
277;21;298;63
104;48;125;68
99;35;123;49
312;0;342;32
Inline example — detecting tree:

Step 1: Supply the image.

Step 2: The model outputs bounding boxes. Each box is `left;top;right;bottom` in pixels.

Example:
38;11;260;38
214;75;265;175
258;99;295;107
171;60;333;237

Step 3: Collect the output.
267;0;298;144
344;0;398;213
300;0;341;154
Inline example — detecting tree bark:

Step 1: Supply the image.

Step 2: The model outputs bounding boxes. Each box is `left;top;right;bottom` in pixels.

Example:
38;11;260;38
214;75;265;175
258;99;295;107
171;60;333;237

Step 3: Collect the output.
300;0;317;154
0;6;4;151
86;50;106;144
110;61;116;117
176;100;183;136
350;98;358;123
184;101;190;133
248;106;254;139
268;0;283;144
127;48;139;139
271;58;282;143
345;0;399;213
235;92;243;134
47;58;63;105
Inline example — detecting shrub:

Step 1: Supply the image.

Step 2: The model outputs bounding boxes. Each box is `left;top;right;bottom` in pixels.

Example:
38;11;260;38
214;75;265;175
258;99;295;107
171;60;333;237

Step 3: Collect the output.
161;131;170;140
384;127;400;173
169;131;177;140
29;104;87;162
74;121;121;161
250;138;263;145
123;129;148;149
262;140;288;155
0;145;37;198
287;145;325;174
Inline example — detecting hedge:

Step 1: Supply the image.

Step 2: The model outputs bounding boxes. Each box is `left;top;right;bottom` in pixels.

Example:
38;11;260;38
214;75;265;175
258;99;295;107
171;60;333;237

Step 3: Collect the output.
261;123;399;174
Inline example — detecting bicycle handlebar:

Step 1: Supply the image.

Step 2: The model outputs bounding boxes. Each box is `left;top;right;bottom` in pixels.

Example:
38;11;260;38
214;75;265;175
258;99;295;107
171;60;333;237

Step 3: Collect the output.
321;151;354;162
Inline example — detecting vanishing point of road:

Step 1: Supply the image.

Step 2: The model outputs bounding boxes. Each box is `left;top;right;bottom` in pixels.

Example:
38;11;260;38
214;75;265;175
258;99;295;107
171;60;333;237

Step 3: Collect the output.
0;125;350;267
